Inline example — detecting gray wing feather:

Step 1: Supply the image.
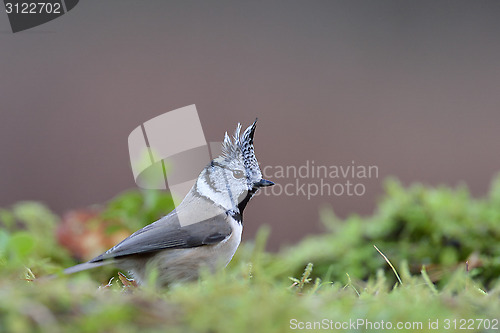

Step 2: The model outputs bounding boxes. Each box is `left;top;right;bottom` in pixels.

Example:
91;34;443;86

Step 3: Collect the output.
64;260;114;274
90;210;232;262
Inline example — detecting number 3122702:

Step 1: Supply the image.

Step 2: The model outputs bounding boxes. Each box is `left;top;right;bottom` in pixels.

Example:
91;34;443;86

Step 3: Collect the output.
443;318;498;330
5;2;62;14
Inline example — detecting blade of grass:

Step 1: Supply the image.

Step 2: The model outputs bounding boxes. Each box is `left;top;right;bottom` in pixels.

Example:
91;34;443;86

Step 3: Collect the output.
421;265;438;295
344;273;360;297
374;245;403;286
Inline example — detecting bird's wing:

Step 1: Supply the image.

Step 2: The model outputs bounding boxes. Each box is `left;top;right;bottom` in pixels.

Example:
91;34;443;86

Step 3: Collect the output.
90;209;232;262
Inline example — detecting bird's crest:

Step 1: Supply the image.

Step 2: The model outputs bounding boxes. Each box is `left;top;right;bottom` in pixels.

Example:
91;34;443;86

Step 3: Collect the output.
221;119;259;172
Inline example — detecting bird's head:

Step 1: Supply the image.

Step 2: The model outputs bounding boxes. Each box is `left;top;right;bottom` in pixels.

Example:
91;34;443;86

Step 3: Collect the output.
196;119;274;213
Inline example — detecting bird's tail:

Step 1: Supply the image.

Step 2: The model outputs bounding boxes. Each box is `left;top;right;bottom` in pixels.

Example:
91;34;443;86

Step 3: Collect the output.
64;260;114;275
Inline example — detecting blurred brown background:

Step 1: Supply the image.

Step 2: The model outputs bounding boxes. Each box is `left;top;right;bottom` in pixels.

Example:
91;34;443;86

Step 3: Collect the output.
1;1;499;250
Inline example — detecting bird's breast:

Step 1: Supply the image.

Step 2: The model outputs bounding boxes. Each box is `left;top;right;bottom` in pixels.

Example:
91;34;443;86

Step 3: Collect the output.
210;216;242;266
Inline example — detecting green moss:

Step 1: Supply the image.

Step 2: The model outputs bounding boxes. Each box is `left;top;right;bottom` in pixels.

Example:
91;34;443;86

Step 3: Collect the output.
278;175;500;289
1;175;500;332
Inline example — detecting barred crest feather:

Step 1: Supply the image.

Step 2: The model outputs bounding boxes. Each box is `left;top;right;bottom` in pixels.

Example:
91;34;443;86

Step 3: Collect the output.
221;119;259;173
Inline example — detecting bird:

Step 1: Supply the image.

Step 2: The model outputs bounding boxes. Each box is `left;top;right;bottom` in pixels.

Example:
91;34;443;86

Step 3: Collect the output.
63;119;274;286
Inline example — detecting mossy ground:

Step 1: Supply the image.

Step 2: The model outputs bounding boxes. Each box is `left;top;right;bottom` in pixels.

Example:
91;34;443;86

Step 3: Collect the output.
1;176;500;332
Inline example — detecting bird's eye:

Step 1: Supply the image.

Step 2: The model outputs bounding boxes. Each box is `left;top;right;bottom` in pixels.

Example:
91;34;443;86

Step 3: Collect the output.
232;170;245;179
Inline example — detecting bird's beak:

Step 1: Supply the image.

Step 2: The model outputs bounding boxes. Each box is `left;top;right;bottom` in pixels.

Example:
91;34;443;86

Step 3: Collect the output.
254;179;275;187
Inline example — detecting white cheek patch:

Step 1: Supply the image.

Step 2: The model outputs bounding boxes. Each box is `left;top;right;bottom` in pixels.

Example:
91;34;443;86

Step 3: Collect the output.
196;174;233;210
196;169;249;212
